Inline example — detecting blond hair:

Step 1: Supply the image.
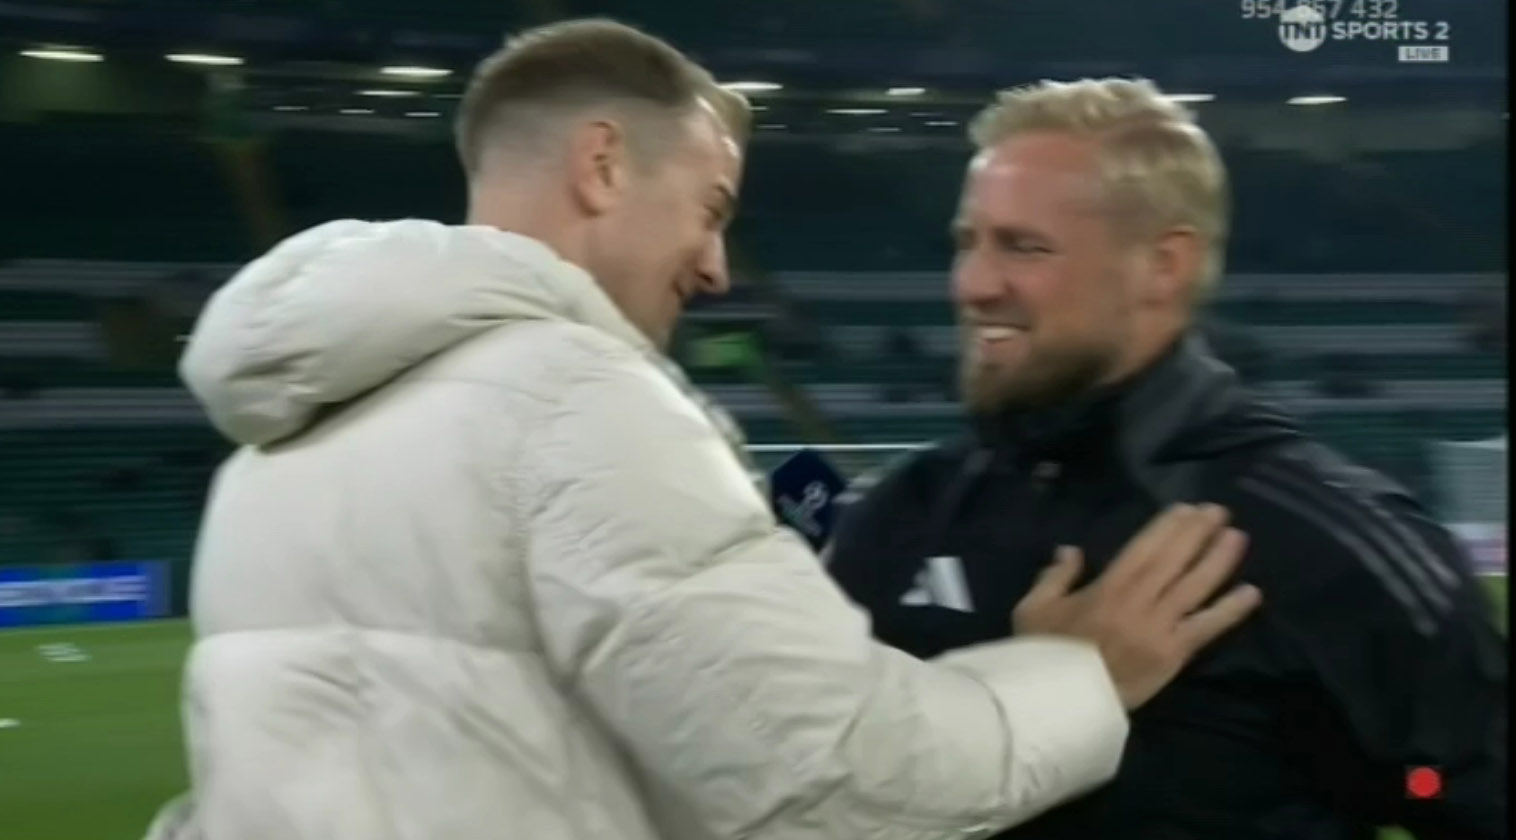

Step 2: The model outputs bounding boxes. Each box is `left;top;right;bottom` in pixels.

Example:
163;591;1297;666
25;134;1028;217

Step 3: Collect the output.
456;18;751;175
969;77;1230;297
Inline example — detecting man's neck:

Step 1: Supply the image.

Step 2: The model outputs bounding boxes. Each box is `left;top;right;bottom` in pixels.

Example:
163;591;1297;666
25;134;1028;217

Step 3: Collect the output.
1098;318;1188;388
465;178;587;269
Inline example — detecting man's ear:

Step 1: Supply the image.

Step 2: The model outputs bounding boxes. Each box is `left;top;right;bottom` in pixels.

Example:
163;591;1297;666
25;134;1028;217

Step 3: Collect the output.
567;120;630;216
1141;226;1204;305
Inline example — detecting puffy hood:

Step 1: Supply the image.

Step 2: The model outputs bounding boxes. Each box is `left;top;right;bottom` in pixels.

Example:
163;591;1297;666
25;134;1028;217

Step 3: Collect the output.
180;219;652;446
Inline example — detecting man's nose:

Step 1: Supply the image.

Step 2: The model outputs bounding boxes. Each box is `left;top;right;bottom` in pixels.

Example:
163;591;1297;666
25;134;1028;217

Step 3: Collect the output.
951;247;1004;308
695;234;731;295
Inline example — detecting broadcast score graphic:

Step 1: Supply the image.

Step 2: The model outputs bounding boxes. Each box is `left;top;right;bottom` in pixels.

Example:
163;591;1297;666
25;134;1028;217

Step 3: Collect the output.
1243;0;1453;63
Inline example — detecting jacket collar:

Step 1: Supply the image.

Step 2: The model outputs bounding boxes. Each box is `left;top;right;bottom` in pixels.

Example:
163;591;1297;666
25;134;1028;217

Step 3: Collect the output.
179;219;751;462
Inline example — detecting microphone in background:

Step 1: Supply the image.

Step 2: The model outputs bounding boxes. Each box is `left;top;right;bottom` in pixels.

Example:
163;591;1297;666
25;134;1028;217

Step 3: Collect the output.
769;448;849;552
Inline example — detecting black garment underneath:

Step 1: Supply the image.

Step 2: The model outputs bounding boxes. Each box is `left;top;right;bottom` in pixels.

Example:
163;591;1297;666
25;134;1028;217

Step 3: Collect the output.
827;336;1507;840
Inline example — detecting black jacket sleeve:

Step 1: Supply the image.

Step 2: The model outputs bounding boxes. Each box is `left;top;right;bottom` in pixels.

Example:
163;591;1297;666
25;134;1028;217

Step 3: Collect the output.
1233;462;1507;839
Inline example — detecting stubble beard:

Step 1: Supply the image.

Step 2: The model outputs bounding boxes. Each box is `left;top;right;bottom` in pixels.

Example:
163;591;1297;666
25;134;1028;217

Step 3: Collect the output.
959;335;1116;415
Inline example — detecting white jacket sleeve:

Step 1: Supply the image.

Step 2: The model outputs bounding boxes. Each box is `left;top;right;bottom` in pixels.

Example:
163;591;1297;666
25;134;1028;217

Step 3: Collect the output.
519;338;1129;840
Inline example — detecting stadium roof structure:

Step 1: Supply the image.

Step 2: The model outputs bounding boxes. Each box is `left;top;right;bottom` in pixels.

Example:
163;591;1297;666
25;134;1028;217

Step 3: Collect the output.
0;0;1504;149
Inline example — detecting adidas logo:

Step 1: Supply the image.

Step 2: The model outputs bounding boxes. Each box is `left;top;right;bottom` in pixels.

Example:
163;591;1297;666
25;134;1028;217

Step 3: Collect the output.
899;555;975;612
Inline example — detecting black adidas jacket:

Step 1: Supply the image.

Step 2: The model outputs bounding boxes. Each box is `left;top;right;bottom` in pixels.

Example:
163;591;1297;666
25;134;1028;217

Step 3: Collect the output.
828;336;1506;840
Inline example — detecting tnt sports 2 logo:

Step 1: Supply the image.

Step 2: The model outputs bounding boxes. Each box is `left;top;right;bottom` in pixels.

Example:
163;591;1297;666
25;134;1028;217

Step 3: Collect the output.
1267;1;1453;60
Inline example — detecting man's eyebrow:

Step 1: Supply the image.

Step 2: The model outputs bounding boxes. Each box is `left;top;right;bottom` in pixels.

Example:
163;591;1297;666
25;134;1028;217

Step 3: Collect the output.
948;221;1049;242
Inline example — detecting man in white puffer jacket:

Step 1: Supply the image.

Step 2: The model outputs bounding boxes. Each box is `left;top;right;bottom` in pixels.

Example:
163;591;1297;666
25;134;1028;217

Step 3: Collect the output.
147;19;1261;840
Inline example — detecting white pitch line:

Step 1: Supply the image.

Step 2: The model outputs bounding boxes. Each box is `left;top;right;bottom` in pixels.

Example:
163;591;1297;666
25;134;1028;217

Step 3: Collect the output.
0;619;187;639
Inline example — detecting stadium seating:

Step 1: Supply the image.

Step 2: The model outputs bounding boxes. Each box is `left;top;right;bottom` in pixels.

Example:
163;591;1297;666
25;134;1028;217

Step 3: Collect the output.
0;124;250;261
0;131;1506;570
1;260;1504;568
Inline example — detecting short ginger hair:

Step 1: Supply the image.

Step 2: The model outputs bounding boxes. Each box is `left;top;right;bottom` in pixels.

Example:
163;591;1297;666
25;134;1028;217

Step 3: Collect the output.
455;18;751;175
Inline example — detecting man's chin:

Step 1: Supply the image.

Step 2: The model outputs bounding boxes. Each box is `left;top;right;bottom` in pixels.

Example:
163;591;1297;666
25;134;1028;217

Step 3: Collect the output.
960;370;1019;415
645;308;683;351
961;369;1075;414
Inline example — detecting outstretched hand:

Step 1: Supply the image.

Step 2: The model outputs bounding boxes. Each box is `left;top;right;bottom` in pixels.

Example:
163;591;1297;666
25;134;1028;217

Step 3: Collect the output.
1013;504;1262;710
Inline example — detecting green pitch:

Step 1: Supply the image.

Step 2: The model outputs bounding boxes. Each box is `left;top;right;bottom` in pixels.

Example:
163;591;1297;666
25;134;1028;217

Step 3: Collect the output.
0;580;1506;840
0;621;189;840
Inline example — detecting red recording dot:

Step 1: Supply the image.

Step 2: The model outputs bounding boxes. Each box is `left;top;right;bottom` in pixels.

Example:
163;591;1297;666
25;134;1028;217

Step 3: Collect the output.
1405;766;1443;800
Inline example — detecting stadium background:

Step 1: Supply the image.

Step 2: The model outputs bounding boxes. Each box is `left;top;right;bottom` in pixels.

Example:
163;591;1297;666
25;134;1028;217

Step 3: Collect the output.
0;1;1505;838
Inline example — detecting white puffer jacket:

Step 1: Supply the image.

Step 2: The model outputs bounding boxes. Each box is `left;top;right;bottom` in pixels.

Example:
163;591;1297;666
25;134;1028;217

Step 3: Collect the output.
150;219;1129;840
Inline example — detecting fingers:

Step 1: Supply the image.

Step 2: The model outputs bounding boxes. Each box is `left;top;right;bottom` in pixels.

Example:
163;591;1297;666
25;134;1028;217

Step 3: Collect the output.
1011;547;1084;634
1175;583;1264;652
1157;528;1249;620
1118;505;1232;603
1024;545;1084;604
1097;504;1202;593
